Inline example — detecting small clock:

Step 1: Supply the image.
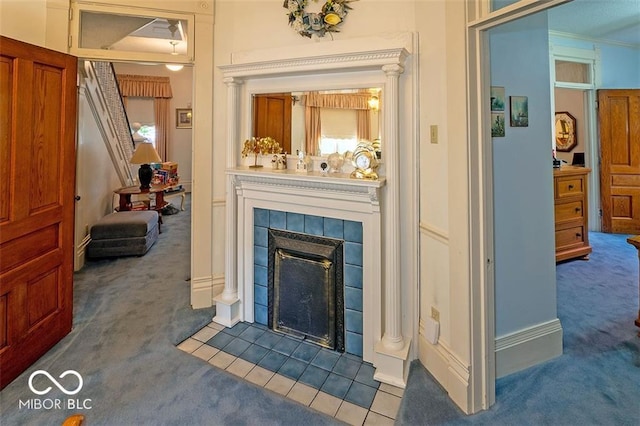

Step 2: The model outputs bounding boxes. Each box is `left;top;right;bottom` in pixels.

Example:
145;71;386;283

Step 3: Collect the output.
555;111;577;152
350;141;379;180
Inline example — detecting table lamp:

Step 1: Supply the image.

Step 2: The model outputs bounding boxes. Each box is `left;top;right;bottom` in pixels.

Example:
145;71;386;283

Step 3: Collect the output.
130;142;161;189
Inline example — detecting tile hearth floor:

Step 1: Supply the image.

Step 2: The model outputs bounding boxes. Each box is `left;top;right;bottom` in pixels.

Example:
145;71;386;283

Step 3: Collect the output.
178;321;403;425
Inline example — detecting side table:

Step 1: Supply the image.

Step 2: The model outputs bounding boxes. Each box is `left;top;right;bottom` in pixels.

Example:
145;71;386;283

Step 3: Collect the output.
163;188;186;211
114;185;166;232
115;185;166;213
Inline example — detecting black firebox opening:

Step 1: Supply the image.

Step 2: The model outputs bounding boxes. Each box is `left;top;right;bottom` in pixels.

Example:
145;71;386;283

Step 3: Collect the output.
267;228;344;352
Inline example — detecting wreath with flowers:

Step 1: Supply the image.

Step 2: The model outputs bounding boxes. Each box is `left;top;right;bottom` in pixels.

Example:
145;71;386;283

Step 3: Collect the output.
284;0;356;38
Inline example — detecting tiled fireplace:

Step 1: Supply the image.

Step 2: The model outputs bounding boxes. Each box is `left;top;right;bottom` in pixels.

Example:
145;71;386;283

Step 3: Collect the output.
218;170;383;363
253;208;363;357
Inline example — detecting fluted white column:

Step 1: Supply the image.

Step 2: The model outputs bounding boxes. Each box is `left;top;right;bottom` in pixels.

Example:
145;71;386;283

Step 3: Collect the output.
381;63;405;351
223;76;242;301
214;77;243;327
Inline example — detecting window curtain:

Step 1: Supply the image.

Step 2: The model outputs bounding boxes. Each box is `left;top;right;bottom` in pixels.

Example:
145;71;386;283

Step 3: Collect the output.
356;110;371;141
116;74;173;161
305;106;321;155
303;92;373;154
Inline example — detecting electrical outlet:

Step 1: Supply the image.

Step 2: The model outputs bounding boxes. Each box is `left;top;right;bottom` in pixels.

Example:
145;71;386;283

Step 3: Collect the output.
430;125;438;144
431;307;440;322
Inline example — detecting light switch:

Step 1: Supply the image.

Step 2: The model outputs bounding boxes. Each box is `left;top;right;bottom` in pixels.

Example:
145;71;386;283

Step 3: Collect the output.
430;125;438;144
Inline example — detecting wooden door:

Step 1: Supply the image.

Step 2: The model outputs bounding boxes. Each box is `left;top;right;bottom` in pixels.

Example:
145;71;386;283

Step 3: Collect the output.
252;93;292;154
599;89;640;234
0;37;77;389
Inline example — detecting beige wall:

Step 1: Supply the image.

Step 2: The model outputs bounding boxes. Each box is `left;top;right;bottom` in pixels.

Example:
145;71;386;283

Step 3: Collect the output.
554;87;586;164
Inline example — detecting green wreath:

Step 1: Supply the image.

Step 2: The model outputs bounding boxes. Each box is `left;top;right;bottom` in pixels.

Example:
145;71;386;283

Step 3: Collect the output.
284;0;356;38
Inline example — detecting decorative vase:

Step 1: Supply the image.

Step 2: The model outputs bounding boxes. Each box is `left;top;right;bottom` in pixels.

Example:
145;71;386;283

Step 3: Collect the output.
250;152;263;168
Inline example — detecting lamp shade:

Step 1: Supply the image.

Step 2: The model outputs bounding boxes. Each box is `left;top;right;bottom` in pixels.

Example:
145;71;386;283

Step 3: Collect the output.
130;142;161;165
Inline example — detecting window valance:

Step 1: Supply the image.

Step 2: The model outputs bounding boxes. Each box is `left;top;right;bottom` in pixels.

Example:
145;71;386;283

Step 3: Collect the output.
116;74;173;99
303;92;371;110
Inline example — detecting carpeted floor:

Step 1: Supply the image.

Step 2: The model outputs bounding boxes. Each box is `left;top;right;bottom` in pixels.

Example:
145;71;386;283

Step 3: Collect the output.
1;194;638;425
0;195;340;425
397;232;640;425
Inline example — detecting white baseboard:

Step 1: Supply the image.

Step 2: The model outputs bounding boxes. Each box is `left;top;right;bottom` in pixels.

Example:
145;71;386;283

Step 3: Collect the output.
74;235;91;272
418;332;472;414
190;274;224;309
495;319;563;378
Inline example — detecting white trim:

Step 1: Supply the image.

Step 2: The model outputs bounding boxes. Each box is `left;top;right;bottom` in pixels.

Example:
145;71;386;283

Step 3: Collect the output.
190;275;216;309
418;320;471;412
495;319;563;378
69;2;195;63
466;0;571;413
549;30;640;50
74;235;91;272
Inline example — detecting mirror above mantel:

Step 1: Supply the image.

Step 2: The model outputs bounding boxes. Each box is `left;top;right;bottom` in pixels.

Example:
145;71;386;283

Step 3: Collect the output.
252;88;382;157
219;32;411;171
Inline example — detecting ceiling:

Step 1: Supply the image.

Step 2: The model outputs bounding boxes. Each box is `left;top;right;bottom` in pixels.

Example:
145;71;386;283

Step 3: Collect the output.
547;0;640;46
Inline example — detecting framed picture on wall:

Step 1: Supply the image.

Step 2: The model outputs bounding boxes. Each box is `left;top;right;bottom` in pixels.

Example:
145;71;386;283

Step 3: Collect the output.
176;108;192;129
510;96;528;127
491;113;505;137
490;86;505;112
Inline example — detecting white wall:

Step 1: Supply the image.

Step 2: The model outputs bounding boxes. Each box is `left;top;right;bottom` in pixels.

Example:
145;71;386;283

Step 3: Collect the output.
112;62;194;192
74;86;124;269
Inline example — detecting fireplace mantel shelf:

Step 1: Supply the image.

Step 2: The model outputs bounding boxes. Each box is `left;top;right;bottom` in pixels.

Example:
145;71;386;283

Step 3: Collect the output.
228;167;386;190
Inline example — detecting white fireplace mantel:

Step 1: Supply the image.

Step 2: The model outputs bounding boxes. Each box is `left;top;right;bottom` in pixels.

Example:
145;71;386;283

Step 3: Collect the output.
216;34;414;387
225;167;384;362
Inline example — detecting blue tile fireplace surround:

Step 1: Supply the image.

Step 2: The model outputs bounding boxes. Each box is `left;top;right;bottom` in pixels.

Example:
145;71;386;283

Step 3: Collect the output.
253;208;364;357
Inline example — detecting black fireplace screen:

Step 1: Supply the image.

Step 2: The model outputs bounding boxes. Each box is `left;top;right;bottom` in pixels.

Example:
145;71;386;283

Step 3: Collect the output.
268;228;344;351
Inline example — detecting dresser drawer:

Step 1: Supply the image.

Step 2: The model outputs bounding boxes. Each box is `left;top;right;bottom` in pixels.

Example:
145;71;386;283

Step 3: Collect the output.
556;176;584;198
555;225;586;250
555;200;584;222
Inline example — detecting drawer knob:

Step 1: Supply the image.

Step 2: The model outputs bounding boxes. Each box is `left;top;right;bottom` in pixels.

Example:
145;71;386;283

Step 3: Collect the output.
568;184;574;190
575;207;581;212
575;233;581;238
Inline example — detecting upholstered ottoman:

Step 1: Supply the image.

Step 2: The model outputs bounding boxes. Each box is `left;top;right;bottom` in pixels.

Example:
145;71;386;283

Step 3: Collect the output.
87;211;159;258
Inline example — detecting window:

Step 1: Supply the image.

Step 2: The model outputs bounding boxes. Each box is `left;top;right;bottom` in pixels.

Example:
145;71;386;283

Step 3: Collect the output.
319;108;358;155
138;125;156;145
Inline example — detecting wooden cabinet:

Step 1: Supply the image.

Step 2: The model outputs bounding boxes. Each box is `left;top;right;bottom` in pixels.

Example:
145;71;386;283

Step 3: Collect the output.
554;166;592;262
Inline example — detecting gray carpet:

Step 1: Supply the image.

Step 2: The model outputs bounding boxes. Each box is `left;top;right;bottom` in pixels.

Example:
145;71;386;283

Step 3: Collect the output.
0;195;340;425
397;232;640;425
2;196;638;425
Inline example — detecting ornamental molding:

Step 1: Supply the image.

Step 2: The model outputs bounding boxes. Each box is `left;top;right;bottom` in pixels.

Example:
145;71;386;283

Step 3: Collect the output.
228;168;385;206
219;48;408;79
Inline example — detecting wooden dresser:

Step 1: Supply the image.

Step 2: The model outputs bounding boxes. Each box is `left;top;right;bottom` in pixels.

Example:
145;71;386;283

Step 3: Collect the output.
553;166;592;262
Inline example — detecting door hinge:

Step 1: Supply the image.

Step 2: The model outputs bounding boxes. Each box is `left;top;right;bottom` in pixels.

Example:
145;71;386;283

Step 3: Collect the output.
595;100;599;109
599;209;603;217
68;35;72;48
69;7;73;21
